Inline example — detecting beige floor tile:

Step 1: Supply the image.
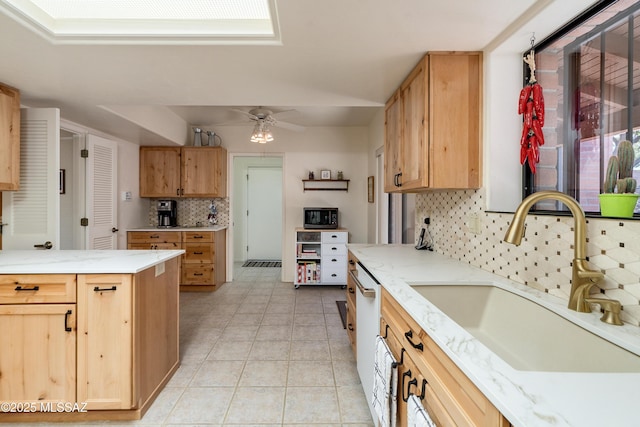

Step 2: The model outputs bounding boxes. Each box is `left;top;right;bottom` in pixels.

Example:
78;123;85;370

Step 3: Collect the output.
295;301;325;313
288;360;334;386
190;360;244;386
255;324;293;341
332;360;361;386
261;313;294;325
248;340;291;360
294;313;327;326
219;325;259;341
166;387;234;424
283;386;340;424
225;387;286;424
136;386;184;424
292;324;328;340
207;340;253;360
266;302;295;314
289;340;331;361
227;312;263;326
239;360;289;386
337;385;373;423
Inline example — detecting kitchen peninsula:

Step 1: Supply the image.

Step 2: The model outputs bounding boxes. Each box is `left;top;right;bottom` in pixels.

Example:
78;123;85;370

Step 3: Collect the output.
0;249;183;422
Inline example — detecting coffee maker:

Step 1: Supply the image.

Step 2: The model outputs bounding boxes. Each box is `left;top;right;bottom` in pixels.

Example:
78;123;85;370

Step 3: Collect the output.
157;200;177;228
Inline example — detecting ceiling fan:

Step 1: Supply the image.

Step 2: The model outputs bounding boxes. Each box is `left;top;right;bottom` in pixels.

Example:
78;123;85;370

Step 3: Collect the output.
229;107;306;143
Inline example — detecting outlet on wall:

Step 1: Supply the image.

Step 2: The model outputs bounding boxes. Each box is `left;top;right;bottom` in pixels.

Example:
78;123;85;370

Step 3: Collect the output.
468;213;481;234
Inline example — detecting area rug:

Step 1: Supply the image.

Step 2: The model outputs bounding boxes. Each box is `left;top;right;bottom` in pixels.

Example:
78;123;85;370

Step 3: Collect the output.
336;300;347;329
242;260;282;267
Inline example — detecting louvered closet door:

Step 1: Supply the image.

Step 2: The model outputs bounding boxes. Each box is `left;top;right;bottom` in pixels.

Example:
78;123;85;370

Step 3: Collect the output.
86;134;117;249
1;108;60;249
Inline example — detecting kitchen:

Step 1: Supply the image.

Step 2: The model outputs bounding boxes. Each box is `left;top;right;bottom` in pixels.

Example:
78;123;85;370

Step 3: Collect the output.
2;0;640;426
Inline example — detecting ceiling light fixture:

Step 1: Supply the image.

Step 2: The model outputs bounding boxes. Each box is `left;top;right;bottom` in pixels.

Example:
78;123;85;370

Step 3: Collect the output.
250;121;273;144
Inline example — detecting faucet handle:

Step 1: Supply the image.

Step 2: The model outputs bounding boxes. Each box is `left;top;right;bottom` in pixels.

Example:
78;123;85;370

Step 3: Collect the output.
584;298;623;326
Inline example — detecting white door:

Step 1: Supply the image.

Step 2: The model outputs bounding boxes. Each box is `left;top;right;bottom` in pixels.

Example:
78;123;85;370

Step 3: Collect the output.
1;108;60;249
247;167;282;260
86;134;117;249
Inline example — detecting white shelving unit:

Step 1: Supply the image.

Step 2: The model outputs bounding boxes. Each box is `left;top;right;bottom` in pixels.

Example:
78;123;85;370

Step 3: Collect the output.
294;228;348;288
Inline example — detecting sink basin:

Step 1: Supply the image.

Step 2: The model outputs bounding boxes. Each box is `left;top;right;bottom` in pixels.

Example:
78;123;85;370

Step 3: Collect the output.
409;284;640;372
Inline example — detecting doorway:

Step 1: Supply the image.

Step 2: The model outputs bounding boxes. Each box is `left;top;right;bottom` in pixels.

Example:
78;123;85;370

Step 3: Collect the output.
231;155;284;271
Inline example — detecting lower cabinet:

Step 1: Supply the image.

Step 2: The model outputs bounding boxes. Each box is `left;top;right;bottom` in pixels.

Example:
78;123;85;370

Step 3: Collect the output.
345;251;357;355
381;287;509;427
0;303;77;403
0;257;180;421
77;274;133;410
127;230;226;291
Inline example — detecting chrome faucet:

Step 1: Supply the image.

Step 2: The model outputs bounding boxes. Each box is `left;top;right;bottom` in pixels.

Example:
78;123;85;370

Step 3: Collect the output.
504;191;623;325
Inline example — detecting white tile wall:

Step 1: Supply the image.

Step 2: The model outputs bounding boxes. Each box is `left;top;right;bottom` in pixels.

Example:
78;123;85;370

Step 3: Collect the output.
415;189;640;326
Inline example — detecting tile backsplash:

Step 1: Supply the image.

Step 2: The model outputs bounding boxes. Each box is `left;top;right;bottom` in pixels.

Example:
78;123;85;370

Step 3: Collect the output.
415;189;640;326
147;198;230;228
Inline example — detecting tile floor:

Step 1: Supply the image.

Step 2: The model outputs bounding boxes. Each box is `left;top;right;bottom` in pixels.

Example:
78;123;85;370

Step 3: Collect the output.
12;264;373;426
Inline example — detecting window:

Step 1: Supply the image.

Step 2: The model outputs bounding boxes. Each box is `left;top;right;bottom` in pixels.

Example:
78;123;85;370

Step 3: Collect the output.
526;0;640;215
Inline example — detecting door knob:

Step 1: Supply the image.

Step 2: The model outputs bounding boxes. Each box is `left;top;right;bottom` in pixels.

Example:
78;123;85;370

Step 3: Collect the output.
34;241;53;249
112;227;119;233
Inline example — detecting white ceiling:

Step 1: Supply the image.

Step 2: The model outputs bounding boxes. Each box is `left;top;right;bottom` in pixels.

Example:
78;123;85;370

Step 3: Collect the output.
0;0;546;145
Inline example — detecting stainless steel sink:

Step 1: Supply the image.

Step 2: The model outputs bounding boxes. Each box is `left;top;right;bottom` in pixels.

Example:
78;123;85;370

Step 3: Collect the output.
408;284;640;373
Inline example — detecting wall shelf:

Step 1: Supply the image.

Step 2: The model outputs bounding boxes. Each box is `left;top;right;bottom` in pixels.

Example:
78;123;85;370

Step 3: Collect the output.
302;179;349;192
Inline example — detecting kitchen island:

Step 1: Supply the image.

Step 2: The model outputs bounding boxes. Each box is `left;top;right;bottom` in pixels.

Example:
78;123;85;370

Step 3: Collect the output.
349;244;640;427
0;249;183;422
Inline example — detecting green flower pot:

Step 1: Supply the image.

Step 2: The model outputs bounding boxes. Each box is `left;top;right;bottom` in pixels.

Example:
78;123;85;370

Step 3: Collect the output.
599;193;639;218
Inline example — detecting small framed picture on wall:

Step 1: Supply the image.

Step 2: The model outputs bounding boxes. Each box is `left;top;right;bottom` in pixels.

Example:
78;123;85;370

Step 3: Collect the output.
321;170;331;180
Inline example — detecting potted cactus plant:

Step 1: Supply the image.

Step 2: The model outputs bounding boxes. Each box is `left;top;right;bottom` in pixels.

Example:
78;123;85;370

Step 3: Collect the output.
599;140;639;217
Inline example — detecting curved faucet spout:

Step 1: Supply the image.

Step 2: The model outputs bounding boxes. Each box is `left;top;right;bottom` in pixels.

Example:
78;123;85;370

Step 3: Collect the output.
504;191;616;321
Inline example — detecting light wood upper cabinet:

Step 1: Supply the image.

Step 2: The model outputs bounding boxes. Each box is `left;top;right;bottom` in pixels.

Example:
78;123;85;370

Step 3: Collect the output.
0;83;20;191
139;146;227;198
384;52;482;192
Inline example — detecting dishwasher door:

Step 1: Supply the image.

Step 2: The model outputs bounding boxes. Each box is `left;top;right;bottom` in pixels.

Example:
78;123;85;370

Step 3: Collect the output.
353;263;380;419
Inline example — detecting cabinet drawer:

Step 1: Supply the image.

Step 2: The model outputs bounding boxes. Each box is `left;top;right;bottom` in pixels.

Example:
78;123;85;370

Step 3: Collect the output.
183;243;214;263
127;231;181;243
323;254;346;268
321;265;346;283
128;242;181;250
321;231;347;244
321;243;347;257
0;275;76;304
182;265;214;284
183;231;213;243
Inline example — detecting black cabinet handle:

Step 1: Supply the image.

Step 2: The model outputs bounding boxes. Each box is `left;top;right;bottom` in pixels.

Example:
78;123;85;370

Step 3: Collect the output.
331;273;337;277
193;251;204;255
405;330;424;351
347;323;354;331
331;247;337;251
64;310;72;332
401;369;413;402
94;286;117;292
15;285;40;291
193;273;203;276
332;258;337;262
348;286;355;294
150;235;160;239
348;259;355;265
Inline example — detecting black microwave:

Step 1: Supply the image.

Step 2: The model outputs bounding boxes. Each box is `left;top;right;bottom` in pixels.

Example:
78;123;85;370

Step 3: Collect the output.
304;207;338;229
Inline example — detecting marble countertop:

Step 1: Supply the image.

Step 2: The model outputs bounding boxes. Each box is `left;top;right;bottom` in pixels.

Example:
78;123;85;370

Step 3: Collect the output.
128;225;227;232
0;250;184;274
348;244;640;427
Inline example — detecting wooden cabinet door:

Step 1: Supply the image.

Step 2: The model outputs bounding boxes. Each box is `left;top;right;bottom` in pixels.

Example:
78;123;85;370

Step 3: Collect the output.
139;147;181;197
384;91;403;192
0;304;76;403
429;53;482;189
0;83;20;191
77;274;133;410
182;147;227;197
400;57;429;191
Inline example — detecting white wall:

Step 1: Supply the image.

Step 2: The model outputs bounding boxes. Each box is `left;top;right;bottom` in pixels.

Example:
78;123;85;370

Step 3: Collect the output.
115;138;148;248
367;109;385;243
214;125;370;282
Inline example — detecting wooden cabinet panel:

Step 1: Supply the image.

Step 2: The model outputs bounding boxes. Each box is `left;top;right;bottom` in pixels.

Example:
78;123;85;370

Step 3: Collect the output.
0;83;20;191
182;147;227;197
77;274;133;410
184;231;213;242
183;242;214;263
182;264;214;284
139;147;181;198
0;304;76;403
384;52;482;193
127;231;181;244
381;287;508;427
139;146;227;198
0;274;76;304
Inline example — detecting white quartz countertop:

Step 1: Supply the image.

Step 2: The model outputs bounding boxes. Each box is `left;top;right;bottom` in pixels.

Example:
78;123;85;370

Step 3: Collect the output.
0;250;184;274
348;244;640;427
127;226;227;232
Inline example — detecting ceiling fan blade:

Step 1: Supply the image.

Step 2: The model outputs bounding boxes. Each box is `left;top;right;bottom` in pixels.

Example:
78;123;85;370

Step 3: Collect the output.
229;108;259;120
273;120;306;132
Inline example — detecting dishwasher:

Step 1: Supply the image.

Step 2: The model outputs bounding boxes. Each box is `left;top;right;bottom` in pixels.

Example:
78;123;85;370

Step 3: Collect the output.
350;262;380;419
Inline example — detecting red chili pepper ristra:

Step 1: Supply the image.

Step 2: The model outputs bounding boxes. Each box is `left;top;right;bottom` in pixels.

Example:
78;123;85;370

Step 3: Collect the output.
519;82;545;173
518;85;532;115
532;83;545;127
